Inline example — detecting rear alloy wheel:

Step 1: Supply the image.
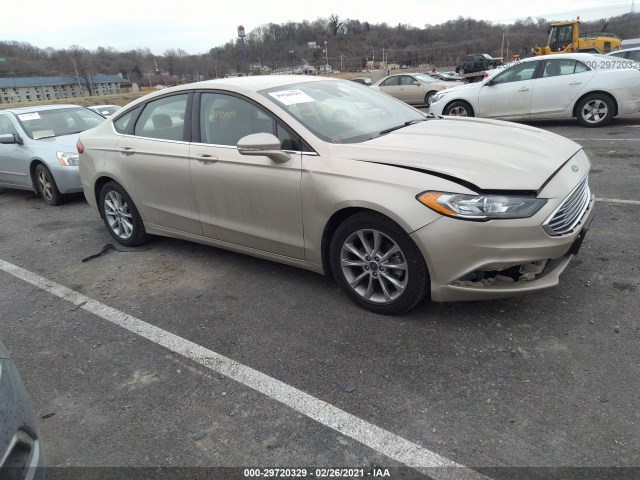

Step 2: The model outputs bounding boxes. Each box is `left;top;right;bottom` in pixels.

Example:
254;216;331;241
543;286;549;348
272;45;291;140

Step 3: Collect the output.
35;164;63;206
444;101;473;117
98;181;149;247
330;212;429;314
576;94;614;127
424;91;436;107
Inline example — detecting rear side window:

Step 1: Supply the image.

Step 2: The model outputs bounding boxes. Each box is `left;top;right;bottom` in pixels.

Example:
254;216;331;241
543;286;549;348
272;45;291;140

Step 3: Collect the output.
113;105;142;134
380;76;399;87
134;94;189;141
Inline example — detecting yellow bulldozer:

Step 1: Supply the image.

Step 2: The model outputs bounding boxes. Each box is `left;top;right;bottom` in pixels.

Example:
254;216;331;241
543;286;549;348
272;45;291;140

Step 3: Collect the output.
533;17;622;56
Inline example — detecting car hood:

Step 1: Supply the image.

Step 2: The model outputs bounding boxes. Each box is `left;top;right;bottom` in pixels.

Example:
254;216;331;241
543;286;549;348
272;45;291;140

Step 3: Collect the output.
31;134;79;152
333;117;582;191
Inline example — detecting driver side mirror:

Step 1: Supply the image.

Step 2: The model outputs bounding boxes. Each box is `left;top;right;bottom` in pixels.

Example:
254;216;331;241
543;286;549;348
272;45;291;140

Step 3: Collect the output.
237;133;290;164
0;133;23;145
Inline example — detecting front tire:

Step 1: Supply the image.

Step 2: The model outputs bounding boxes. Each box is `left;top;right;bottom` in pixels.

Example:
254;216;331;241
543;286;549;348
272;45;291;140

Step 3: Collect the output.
424;91;436;107
576;94;614;127
35;164;63;206
98;181;149;247
444;101;474;117
330;212;429;315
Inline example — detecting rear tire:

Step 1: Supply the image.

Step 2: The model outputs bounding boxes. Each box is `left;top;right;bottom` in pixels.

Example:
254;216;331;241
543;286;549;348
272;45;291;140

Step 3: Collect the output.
98;181;149;247
330;212;429;315
576;93;614;127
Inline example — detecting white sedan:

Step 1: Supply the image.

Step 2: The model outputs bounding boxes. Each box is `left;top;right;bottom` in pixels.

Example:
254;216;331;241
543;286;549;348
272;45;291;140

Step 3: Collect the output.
429;53;640;127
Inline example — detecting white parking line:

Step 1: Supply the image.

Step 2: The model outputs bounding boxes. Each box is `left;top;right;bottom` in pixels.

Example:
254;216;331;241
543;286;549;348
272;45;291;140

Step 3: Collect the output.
0;258;490;480
596;198;640;205
570;138;640;141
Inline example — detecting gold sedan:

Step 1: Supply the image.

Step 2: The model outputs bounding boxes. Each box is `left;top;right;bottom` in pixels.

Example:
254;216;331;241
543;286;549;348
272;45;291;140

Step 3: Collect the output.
78;76;594;314
370;73;455;107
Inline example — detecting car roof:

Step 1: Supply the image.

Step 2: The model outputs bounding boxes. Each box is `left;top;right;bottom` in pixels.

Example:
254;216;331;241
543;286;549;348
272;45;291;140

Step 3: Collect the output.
609;46;640;52
1;104;82;115
120;75;335;108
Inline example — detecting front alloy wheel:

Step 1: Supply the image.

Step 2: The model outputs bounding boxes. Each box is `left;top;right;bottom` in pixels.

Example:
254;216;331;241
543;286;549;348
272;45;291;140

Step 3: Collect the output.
444;101;473;117
35;164;62;205
330;212;429;314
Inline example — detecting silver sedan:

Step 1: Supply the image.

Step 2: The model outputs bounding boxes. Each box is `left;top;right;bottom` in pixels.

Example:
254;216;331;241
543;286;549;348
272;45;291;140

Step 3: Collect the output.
0;105;105;205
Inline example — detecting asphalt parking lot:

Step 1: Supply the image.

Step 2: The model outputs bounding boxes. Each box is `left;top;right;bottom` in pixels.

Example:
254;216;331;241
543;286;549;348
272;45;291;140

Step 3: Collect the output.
1;114;639;480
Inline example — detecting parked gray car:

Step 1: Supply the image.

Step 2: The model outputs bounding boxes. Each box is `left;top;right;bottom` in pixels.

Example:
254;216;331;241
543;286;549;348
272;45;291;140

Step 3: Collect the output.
0;339;46;479
0;104;105;205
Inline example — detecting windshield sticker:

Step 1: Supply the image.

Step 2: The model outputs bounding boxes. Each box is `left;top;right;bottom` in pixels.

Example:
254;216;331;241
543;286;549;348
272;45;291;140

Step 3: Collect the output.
269;90;315;105
32;130;54;140
18;112;41;121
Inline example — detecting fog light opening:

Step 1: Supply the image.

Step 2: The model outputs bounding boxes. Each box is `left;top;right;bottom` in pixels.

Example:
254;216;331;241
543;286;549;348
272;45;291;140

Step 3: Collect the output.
456;260;549;286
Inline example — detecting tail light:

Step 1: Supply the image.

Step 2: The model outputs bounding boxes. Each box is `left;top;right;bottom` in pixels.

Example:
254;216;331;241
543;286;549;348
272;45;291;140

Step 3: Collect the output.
76;139;84;154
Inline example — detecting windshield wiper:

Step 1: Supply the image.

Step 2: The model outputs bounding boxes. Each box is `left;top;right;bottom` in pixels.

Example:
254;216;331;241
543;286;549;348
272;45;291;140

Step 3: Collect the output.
378;118;427;136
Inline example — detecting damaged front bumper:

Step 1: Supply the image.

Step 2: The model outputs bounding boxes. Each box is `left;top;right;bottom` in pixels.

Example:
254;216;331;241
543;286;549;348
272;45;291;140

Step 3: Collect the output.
411;194;595;302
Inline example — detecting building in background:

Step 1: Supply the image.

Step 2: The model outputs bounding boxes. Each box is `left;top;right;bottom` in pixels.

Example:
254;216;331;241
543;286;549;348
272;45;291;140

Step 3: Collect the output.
0;75;126;104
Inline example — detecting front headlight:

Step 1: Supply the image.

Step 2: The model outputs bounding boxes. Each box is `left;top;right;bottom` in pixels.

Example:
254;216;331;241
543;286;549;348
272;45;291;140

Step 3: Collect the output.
417;191;547;220
57;151;79;166
431;91;448;104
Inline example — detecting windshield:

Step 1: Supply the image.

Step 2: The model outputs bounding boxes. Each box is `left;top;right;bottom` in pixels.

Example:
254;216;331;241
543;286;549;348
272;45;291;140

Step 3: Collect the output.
414;73;438;84
260;80;425;144
16;107;105;140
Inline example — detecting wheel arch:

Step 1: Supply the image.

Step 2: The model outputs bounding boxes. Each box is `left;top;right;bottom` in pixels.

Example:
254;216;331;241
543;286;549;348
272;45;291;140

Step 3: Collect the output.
573;90;618;118
93;176;120;216
320;206;417;277
28;159;49;192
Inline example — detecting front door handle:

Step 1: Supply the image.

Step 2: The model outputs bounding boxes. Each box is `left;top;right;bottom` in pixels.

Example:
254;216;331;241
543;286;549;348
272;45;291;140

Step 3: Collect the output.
518;87;530;92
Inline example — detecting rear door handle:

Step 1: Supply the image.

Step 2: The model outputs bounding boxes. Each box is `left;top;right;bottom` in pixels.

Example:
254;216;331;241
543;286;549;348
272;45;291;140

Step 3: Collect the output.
117;147;135;156
518;87;530;92
569;81;582;85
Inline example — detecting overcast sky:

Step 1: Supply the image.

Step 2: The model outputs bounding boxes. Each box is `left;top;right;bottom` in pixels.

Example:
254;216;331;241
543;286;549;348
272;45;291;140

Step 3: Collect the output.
2;0;635;55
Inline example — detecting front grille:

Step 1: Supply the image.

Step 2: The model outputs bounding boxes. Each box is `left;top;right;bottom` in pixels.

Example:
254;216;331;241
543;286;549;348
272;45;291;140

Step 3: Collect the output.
543;176;591;236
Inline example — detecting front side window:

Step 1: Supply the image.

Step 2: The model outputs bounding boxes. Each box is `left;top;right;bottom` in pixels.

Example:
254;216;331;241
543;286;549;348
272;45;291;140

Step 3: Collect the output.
0;115;18;136
134;94;188;141
200;93;269;146
491;61;539;85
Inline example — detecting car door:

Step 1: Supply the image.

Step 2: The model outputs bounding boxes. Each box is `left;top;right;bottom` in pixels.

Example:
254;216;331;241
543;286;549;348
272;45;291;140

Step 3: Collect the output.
114;93;203;235
477;61;540;118
0;114;30;188
531;59;597;115
397;75;422;104
189;91;305;259
377;76;401;100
